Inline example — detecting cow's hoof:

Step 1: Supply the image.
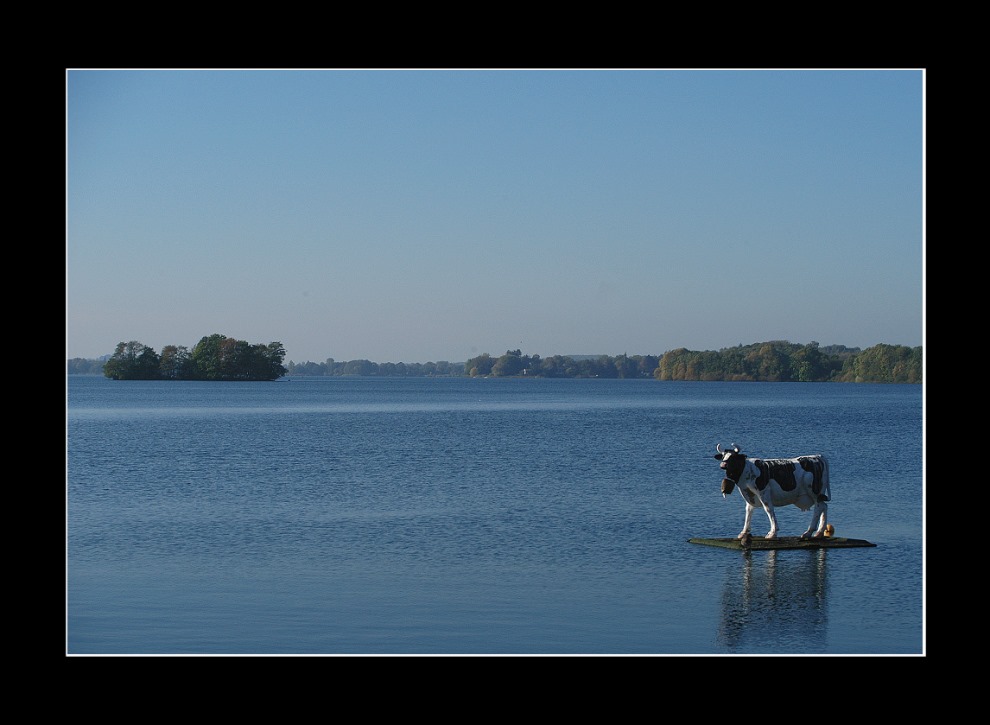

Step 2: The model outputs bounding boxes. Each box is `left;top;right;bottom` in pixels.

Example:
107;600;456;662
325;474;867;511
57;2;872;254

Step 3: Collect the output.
764;533;778;540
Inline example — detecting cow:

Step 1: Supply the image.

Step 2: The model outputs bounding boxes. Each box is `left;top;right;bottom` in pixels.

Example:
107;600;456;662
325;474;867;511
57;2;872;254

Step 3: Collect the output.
713;443;830;540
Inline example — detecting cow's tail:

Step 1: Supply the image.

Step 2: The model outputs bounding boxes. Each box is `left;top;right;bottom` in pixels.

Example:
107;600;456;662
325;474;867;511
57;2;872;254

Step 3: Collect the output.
818;454;830;503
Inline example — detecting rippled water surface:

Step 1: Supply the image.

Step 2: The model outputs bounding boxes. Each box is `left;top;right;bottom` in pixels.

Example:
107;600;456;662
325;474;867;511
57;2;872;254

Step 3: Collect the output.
67;376;924;655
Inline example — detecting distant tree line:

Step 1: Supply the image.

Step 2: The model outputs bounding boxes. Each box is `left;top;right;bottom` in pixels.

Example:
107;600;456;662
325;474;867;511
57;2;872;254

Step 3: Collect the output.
69;339;922;384
281;341;920;383
285;358;463;378
461;350;661;379
67;357;108;375
95;334;287;381
652;341;921;383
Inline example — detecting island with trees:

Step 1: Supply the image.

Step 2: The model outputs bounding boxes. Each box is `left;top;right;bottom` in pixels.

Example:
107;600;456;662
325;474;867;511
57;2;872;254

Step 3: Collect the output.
93;334;287;381
68;337;921;384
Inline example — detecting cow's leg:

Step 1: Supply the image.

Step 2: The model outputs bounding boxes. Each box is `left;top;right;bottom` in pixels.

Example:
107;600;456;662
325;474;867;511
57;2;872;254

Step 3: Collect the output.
802;501;828;538
760;498;779;539
738;502;754;539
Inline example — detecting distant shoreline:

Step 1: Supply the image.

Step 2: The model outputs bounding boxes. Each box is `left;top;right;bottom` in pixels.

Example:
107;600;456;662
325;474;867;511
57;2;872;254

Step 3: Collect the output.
69;340;922;384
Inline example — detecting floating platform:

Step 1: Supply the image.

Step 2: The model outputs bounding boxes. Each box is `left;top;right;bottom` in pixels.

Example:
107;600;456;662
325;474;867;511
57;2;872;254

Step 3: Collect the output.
688;536;876;551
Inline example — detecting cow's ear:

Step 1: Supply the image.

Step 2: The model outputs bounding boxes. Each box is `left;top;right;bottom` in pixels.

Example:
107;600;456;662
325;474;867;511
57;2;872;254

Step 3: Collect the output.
713;454;723;460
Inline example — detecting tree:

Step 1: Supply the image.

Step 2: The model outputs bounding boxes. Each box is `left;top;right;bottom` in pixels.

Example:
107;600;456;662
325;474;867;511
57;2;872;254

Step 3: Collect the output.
466;353;494;377
492;350;525;377
746;342;793;382
159;345;193;380
342;359;377;376
88;337;920;383
182;334;286;381
792;341;827;382
104;341;161;380
68;357;106;375
259;341;287;380
656;348;691;381
614;354;638;379
190;334;226;380
839;343;921;383
635;355;659;378
537;355;570;378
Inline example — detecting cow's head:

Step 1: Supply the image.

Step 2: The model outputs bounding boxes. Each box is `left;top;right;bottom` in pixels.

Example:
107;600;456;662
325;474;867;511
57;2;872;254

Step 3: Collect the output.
714;443;746;495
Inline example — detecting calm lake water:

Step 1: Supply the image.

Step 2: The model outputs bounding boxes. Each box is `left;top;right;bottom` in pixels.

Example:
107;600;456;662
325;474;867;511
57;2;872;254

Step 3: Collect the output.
66;375;924;656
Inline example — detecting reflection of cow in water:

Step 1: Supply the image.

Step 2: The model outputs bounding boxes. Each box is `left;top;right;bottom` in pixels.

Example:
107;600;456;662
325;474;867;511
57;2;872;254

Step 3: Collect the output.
714;444;830;540
717;549;829;652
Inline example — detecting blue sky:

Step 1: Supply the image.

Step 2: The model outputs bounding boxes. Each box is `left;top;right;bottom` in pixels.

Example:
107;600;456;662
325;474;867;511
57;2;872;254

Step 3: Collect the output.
66;69;924;364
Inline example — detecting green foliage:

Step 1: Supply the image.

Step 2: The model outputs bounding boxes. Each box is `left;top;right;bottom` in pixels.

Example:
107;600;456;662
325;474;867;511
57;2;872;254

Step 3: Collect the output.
653;341;921;383
285;342;921;383
613;354;639;379
492;349;525;377
81;338;922;383
103;341;161;380
67;357;107;375
283;359;462;376
159;345;193;380
465;353;494;377
341;359;377;376
101;334;286;381
833;343;922;383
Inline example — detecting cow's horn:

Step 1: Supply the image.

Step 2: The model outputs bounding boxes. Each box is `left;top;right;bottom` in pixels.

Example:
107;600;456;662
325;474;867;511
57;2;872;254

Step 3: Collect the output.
716;443;724;454
732;443;740;452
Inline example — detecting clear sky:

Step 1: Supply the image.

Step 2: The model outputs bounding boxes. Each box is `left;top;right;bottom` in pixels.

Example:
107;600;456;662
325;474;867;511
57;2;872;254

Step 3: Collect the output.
66;69;924;364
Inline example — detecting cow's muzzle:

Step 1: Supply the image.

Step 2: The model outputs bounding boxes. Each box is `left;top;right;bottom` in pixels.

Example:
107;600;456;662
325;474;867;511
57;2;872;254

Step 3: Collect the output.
721;478;735;496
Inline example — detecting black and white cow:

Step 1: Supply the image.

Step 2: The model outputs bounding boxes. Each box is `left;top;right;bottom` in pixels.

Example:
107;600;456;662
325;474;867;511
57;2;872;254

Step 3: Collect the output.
713;443;830;540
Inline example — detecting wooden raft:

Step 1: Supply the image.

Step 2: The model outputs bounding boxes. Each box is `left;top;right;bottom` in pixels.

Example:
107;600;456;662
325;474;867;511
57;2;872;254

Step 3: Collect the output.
688;536;876;550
